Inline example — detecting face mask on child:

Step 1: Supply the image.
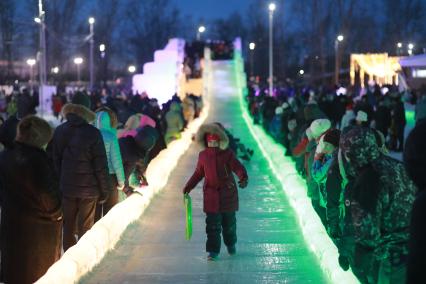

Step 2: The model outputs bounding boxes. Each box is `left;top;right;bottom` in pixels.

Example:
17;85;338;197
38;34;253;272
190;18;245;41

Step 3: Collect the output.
206;133;220;148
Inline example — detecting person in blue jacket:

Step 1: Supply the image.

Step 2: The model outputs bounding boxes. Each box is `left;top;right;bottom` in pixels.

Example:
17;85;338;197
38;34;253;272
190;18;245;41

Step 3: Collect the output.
94;107;126;220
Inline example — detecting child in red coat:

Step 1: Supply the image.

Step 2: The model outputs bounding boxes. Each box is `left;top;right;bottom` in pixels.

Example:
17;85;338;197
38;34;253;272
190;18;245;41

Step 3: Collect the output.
183;123;248;260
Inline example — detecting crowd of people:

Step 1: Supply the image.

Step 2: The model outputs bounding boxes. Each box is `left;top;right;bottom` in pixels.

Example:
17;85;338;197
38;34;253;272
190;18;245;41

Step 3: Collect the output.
246;81;426;284
0;87;204;283
1;71;425;282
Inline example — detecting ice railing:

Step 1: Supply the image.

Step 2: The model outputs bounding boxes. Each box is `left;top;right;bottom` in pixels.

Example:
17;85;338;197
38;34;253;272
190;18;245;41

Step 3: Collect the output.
232;38;360;284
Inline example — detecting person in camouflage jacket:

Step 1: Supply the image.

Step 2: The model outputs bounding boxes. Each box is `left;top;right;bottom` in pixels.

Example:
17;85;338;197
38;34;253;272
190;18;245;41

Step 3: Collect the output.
339;127;416;284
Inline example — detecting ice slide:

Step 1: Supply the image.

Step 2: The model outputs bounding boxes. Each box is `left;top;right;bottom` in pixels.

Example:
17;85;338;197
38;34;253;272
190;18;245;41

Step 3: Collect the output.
78;60;344;284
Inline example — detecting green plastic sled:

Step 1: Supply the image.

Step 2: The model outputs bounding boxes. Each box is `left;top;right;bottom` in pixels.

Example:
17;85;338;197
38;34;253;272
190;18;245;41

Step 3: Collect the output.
184;194;193;240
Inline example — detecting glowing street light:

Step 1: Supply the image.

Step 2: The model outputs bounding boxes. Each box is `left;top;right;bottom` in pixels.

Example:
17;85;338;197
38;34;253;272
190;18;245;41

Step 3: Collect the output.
197;25;206;40
26;58;36;66
88;17;95;89
408;43;415;55
74;57;83;83
396;42;403;56
268;2;276;96
99;44;106;52
249;42;256;77
299;69;305;75
335;34;344;84
128;65;136;73
74;57;83;65
51;66;59;74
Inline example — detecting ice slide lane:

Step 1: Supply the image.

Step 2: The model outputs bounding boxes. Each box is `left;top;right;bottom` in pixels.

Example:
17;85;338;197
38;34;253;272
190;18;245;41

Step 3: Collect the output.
81;61;328;283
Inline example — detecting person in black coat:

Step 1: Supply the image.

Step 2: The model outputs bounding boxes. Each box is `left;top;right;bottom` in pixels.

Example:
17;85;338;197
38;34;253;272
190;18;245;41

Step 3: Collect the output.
119;126;159;193
51;97;110;251
0;90;38;150
390;96;406;152
404;120;426;284
374;99;392;139
0;116;62;284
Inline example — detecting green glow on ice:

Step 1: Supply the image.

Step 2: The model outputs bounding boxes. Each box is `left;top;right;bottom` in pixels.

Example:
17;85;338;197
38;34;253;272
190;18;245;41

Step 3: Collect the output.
232;52;360;284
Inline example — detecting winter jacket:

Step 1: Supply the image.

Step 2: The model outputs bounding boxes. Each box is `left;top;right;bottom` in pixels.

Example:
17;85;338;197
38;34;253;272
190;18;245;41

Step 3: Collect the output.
312;154;334;184
350;157;415;258
393;101;406;125
183;124;248;213
95;112;125;187
269;115;283;141
119;137;145;187
51;104;110;199
0;143;62;284
303;103;326;121
415;96;426;124
119;114;156;139
403;119;426;283
406;190;426;284
325;155;343;238
340;127;416;262
340;110;355;130
374;105;391;134
165;102;184;144
0;115;19;150
119;137;144;187
305;140;325;200
16;91;37;118
119;126;159;187
312;153;333;207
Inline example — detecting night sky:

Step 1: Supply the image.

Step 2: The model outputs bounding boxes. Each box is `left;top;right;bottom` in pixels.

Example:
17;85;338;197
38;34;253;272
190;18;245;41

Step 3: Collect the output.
171;0;247;20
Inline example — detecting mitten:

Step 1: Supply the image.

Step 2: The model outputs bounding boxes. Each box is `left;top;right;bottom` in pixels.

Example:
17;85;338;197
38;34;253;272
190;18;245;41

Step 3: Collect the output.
238;179;248;189
338;255;350;271
183;187;191;194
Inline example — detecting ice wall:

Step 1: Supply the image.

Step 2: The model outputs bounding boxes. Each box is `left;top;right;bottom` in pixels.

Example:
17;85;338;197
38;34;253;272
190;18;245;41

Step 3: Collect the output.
132;39;185;105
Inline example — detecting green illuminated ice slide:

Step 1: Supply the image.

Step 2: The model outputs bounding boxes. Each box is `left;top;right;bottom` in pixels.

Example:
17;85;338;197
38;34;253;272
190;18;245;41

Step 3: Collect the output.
80;56;359;284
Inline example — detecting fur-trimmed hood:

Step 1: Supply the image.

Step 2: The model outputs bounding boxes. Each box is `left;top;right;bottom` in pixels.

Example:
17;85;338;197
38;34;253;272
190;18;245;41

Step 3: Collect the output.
62;103;96;123
196;123;229;150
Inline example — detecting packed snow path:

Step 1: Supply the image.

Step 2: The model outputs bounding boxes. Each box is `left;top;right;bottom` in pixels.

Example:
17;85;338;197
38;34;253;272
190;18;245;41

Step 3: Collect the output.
81;61;328;283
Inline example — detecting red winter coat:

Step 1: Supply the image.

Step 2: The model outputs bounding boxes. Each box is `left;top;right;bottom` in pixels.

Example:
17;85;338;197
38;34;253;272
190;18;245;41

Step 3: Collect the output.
184;147;248;213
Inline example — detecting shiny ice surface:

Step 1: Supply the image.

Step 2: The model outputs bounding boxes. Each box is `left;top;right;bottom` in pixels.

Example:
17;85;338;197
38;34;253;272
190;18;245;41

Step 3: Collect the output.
81;61;329;284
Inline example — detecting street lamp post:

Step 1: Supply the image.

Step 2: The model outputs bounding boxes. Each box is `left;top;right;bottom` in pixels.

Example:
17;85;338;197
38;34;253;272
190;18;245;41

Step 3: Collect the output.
335;34;344;85
397;42;403;56
99;44;106;84
408;43;414;55
249;42;256;78
26;59;36;90
37;0;47;115
197;26;206;41
74;57;83;84
268;3;276;96
89;17;95;90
